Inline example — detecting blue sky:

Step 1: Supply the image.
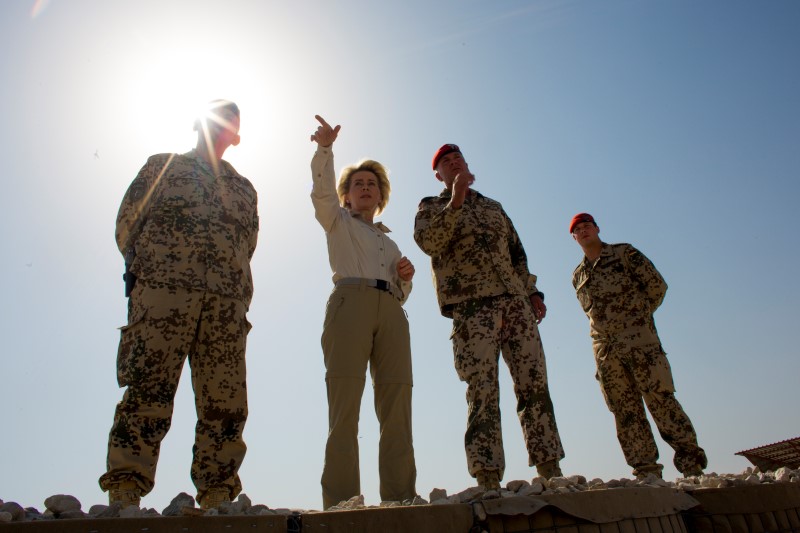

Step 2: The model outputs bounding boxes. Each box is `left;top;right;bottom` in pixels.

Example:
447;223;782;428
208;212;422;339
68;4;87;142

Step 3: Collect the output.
1;0;798;512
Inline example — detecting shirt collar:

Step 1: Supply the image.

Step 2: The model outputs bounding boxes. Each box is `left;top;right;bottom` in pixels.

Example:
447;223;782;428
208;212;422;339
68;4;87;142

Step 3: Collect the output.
350;211;391;233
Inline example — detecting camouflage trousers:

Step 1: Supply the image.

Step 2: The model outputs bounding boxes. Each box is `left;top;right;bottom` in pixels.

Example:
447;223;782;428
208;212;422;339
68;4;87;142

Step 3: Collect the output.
451;294;564;479
99;281;251;502
320;283;417;509
593;338;707;476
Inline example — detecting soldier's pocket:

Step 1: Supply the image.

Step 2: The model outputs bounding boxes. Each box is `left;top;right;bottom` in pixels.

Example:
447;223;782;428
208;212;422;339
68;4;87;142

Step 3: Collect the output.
116;308;148;388
449;318;471;382
575;277;592;312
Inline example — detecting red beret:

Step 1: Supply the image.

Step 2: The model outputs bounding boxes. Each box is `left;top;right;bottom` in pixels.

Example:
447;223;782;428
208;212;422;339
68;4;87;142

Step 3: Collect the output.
569;213;596;233
432;143;461;170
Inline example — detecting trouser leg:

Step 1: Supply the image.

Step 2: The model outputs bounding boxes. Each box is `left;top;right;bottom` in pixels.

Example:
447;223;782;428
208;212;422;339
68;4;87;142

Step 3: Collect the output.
189;293;250;502
500;296;564;467
321;376;366;509
319;287;374;509
644;390;707;472
374;383;416;502
99;283;200;495
371;291;416;501
631;343;706;473
595;342;660;474
451;300;505;478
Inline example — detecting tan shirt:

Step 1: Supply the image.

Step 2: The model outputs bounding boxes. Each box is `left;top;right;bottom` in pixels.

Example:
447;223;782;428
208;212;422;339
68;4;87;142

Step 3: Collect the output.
117;150;259;307
310;146;411;304
414;188;539;317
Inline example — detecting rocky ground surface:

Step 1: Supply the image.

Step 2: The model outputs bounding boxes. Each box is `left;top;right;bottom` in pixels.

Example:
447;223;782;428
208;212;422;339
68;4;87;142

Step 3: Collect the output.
1;466;797;522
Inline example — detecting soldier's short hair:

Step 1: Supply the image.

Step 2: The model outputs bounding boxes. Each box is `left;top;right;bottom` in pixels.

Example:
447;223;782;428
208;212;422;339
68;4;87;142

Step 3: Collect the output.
195;100;240;132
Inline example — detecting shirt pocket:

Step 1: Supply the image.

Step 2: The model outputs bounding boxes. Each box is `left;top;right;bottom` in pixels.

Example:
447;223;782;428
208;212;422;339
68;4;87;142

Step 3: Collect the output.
575;272;592;312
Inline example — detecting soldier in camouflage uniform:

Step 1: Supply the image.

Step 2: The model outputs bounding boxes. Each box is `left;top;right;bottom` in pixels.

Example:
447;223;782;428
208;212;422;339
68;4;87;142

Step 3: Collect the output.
570;213;707;479
98;100;259;509
414;144;565;490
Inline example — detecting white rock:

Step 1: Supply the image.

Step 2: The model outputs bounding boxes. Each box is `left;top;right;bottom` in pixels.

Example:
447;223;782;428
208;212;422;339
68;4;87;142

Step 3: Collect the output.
454;486;484;503
518;483;544;497
0;512;12;523
119;505;142;518
474;503;487;521
0;502;24;522
163;492;195;516
548;477;571;489
568;475;587;485
429;488;447;502
506;479;529;492
44;494;81;514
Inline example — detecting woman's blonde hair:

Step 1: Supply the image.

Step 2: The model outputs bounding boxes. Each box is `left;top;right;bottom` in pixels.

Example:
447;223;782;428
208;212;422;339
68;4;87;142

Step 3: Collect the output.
337;159;391;215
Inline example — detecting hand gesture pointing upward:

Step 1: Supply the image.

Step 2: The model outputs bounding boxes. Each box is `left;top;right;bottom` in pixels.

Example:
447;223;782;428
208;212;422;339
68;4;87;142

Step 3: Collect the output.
310;115;341;147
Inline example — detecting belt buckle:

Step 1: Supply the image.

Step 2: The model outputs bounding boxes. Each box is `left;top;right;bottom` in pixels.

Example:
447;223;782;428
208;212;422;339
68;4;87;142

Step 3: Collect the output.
375;279;390;292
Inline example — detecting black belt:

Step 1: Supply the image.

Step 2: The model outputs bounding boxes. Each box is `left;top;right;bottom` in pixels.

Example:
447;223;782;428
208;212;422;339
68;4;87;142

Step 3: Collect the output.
336;277;394;294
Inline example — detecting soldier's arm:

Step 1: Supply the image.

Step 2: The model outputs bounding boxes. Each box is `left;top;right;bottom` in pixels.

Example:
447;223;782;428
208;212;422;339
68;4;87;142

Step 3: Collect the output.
505;210;539;295
115;156;165;256
626;245;668;311
248;191;259;260
413;199;462;257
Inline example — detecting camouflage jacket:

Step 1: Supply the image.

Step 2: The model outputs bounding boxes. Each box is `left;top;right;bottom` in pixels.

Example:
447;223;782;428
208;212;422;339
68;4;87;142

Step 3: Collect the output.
414;188;539;318
572;243;667;344
116;150;259;307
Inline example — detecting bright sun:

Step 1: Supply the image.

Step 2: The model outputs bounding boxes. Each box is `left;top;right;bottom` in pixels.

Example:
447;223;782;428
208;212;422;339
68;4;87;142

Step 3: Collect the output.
118;40;269;159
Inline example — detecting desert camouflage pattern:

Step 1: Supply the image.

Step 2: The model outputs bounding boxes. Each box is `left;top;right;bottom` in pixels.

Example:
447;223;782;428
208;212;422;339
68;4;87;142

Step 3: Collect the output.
415;189;563;478
572;243;665;345
451;295;564;478
116;150;259;307
573;243;707;474
414;189;539;318
99;282;250;501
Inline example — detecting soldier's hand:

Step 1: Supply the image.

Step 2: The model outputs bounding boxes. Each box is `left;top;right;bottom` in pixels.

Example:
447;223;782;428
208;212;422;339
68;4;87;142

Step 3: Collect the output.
531;294;547;323
310;115;341;147
397;256;415;282
450;172;475;208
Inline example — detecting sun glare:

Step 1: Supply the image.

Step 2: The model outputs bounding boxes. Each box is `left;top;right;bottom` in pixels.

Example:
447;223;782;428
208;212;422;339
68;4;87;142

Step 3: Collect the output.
119;40;260;155
30;0;50;19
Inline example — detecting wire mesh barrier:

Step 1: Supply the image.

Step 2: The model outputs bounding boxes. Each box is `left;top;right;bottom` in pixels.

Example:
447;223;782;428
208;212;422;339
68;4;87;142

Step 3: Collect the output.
681;484;800;533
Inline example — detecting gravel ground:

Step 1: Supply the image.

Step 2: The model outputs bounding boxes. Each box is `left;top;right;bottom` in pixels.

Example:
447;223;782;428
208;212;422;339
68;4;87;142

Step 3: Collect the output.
1;466;797;522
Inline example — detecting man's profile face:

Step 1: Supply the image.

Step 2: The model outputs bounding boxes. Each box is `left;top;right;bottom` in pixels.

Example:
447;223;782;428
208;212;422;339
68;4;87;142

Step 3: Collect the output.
205;106;240;144
435;151;468;188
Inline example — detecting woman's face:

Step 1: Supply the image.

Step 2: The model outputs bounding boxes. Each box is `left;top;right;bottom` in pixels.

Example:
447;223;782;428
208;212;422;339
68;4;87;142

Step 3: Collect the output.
344;170;382;214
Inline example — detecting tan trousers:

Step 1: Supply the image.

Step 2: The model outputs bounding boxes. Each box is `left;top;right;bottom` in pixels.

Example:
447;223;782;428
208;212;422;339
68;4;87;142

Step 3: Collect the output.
99;282;250;503
594;339;707;475
451;294;564;479
320;283;416;509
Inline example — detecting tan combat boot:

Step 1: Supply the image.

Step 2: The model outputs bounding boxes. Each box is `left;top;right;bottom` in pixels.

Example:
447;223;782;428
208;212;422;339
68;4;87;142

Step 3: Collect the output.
476;469;501;491
633;463;664;480
109;480;142;508
682;464;704;477
536;459;563;479
199;487;231;510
